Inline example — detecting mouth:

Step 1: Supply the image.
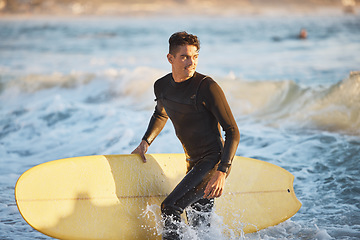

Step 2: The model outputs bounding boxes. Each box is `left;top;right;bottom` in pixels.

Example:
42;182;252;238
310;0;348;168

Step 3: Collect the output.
185;66;195;71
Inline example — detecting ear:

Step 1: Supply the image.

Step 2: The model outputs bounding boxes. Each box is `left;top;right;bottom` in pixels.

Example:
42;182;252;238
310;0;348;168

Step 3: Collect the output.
167;53;174;64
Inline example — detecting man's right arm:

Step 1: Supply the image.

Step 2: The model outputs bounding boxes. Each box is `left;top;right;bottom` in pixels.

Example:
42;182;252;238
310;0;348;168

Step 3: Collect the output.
141;100;168;146
131;100;168;162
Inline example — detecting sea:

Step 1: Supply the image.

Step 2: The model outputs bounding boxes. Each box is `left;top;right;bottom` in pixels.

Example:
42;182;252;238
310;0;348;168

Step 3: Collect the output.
0;11;359;240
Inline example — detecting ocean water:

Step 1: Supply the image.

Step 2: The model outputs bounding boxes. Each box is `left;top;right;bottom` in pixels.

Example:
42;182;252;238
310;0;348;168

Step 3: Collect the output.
0;13;359;239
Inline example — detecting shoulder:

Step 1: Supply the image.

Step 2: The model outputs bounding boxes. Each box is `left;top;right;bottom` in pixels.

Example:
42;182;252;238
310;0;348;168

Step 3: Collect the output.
197;75;227;106
198;75;222;94
191;72;218;91
154;73;171;88
154;73;171;96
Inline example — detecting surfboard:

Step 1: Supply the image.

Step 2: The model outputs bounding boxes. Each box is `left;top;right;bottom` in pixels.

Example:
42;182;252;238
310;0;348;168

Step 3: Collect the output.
15;154;301;239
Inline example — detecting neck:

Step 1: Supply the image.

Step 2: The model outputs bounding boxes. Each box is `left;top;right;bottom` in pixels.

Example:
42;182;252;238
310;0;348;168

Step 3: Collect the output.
172;73;195;83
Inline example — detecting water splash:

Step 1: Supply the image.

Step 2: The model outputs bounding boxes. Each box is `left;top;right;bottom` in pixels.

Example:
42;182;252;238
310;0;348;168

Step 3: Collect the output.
140;204;163;238
140;203;248;240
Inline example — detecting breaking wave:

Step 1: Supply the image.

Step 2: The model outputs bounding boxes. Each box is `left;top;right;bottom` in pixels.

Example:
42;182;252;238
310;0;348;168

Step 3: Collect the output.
221;71;360;135
1;69;359;135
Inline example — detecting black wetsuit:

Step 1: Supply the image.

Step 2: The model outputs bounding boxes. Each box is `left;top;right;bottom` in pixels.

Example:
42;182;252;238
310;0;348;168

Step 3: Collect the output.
142;72;240;239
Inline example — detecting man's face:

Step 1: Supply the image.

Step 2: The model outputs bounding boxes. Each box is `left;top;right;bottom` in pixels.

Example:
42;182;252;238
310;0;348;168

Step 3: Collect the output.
168;44;199;82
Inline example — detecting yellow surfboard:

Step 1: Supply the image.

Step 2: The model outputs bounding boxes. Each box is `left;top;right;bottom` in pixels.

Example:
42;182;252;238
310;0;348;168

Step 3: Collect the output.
15;154;301;239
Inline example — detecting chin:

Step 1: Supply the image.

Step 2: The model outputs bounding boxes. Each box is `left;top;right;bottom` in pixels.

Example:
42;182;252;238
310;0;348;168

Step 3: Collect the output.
186;70;196;77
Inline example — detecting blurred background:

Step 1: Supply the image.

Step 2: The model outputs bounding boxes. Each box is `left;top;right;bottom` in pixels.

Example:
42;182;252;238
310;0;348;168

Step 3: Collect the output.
0;0;359;15
0;0;359;239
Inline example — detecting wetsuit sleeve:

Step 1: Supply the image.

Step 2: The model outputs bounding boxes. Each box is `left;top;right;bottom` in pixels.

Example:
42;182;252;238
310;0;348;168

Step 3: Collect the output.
142;98;168;145
201;80;240;173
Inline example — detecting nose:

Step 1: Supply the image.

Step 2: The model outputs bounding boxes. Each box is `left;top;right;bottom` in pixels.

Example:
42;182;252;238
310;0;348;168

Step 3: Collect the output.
188;56;197;65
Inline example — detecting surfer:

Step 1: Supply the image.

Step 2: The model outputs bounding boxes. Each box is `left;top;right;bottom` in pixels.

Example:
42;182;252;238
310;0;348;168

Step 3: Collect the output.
132;31;240;239
298;28;307;39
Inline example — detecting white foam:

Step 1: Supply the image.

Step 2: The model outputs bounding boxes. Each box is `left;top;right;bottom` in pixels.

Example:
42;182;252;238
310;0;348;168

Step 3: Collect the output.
218;72;360;135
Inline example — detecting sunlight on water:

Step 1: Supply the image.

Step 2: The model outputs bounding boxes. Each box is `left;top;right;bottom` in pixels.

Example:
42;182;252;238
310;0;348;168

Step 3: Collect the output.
1;13;359;240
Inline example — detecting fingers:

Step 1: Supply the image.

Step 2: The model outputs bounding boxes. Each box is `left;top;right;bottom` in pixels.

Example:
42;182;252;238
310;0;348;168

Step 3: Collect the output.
204;182;223;199
140;152;147;163
131;148;147;163
203;181;213;198
212;186;223;198
131;140;149;163
203;171;226;199
204;181;216;199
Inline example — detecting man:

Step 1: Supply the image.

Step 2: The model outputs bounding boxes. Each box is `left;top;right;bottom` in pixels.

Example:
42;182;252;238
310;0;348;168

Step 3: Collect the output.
132;31;240;239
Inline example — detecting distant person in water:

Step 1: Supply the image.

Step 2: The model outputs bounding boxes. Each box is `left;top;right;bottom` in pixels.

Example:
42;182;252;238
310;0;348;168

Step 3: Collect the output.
272;28;308;42
131;31;240;239
298;28;307;39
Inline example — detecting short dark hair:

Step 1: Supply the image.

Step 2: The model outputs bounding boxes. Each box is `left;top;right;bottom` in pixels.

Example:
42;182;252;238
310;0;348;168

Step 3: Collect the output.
168;31;200;55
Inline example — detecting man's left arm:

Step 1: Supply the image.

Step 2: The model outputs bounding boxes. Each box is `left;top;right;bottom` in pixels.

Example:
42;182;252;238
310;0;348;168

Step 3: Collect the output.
203;80;240;199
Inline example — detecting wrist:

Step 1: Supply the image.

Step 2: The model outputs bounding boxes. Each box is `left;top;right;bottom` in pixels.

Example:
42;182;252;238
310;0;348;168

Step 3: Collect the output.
217;164;230;173
141;139;150;146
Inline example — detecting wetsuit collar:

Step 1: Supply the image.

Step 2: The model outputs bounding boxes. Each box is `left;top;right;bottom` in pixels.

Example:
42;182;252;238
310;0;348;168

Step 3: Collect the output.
170;72;197;88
